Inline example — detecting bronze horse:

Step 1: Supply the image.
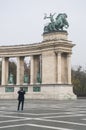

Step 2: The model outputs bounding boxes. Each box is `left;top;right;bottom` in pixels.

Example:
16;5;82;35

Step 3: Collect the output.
44;13;69;33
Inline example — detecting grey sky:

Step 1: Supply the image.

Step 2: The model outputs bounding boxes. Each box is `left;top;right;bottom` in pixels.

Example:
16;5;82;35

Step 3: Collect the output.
0;0;86;67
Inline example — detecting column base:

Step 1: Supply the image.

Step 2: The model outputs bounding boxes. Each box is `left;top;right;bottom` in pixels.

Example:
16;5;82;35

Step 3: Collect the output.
0;84;77;100
26;84;77;100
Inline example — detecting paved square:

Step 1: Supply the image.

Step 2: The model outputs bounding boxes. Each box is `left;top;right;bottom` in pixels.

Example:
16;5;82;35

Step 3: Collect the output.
0;99;86;130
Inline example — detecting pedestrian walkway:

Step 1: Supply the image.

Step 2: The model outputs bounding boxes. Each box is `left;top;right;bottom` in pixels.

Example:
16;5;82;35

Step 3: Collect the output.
0;99;86;130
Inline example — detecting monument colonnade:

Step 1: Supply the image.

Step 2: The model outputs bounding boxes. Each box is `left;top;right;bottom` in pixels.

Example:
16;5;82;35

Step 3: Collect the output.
0;31;77;99
0;31;73;86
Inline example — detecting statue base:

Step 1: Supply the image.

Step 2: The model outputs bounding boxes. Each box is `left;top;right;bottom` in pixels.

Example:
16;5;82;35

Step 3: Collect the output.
8;83;14;85
43;31;68;42
23;83;28;85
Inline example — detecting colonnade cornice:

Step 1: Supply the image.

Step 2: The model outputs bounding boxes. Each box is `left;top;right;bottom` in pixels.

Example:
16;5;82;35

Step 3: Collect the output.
54;48;72;54
0;40;74;57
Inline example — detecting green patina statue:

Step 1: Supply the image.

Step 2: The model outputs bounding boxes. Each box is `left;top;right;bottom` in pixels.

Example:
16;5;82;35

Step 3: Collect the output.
8;73;14;84
24;74;29;83
37;72;41;83
44;13;69;33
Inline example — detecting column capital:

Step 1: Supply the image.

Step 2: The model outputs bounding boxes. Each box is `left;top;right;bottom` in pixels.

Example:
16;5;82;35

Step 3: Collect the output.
57;51;62;56
67;53;72;57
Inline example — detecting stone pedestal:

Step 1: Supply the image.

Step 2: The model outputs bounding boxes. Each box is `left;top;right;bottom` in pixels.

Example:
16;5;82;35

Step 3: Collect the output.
41;31;76;99
43;31;68;41
42;31;74;85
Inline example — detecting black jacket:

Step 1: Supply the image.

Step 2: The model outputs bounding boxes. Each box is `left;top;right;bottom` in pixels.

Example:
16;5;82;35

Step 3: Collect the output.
18;90;25;101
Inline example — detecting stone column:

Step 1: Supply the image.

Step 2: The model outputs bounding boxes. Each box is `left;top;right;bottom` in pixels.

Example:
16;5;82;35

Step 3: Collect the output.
42;51;56;84
30;55;40;84
57;52;61;84
30;56;34;84
67;53;71;84
16;56;24;85
34;55;40;83
39;55;42;82
2;57;9;85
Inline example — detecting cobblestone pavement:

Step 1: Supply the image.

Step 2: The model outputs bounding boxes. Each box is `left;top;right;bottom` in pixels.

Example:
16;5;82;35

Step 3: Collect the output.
0;99;86;130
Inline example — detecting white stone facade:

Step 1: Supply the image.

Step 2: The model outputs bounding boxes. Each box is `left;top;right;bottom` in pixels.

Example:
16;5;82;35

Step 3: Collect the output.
0;31;76;99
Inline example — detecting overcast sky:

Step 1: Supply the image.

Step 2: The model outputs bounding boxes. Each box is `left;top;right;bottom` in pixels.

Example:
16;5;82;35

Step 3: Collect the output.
0;0;86;67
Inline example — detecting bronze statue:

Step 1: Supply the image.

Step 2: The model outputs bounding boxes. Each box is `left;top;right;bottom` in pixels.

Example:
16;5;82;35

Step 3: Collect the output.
37;72;41;83
44;13;69;33
8;73;14;84
44;13;56;31
24;74;29;83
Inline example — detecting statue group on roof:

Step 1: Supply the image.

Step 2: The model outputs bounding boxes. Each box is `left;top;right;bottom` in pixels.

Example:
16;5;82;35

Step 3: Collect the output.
44;13;69;33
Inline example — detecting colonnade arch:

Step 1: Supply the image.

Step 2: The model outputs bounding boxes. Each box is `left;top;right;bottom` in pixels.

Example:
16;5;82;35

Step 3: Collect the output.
1;55;42;85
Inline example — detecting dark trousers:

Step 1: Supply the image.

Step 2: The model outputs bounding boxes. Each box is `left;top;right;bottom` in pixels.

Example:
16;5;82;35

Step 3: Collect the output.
18;100;24;110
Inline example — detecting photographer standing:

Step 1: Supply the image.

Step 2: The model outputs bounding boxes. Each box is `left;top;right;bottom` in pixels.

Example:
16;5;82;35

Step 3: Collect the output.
17;87;25;111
